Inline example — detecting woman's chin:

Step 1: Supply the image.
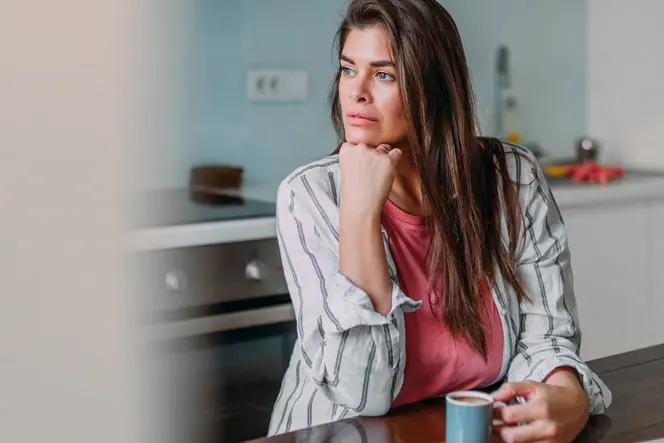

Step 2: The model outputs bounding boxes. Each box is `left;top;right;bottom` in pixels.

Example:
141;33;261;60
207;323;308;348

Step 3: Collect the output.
344;131;382;147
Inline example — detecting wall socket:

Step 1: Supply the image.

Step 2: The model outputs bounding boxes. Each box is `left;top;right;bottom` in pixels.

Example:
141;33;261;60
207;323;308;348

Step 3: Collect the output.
246;69;308;102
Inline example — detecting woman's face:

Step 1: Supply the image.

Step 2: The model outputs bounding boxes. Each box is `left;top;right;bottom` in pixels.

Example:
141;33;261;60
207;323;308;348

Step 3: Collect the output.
338;26;408;147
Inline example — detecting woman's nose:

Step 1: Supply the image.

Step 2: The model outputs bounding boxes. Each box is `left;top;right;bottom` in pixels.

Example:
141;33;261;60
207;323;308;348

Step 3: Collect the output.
349;80;371;103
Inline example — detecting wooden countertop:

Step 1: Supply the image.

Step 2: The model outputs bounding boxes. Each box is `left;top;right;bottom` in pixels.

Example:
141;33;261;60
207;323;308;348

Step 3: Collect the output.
249;344;664;443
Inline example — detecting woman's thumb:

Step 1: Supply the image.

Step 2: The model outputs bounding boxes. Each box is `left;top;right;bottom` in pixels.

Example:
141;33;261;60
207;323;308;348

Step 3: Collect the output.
387;147;402;162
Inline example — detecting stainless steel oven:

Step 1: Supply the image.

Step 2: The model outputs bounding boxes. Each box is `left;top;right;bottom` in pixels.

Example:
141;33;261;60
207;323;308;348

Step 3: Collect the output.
140;238;294;341
130;190;295;443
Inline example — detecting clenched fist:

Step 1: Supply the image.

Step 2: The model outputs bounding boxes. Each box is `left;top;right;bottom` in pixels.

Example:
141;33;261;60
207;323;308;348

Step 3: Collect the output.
339;142;402;218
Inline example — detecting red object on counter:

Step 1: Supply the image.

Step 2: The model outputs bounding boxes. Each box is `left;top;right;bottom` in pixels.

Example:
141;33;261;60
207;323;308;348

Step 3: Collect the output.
566;161;625;185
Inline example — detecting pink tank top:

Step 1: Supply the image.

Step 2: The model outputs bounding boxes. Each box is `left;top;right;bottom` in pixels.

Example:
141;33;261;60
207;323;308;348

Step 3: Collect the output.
381;199;504;408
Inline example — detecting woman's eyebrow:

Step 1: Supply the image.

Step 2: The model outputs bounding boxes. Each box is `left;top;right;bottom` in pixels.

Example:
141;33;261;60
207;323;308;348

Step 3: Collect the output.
340;54;395;68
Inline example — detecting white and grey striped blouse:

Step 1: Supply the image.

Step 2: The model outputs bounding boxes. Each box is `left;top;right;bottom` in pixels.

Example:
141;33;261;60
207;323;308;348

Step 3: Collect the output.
267;143;612;436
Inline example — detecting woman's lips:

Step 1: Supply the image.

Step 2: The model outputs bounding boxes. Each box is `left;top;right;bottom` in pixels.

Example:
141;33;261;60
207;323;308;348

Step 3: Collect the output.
346;113;378;126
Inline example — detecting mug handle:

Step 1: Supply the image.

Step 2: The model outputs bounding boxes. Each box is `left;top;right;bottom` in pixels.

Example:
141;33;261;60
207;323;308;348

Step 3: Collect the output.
492;401;507;427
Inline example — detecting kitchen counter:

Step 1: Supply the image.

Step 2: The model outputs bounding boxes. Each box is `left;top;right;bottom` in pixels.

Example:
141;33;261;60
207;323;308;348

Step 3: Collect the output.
126;183;280;251
127;172;664;252
549;169;664;208
248;344;664;443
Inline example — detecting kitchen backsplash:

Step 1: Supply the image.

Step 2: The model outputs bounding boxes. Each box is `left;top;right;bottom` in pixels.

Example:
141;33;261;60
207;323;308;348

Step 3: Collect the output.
143;0;588;189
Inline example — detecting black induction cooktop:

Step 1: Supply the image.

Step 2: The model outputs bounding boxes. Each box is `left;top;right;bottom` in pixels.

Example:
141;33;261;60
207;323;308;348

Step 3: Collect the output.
130;188;277;229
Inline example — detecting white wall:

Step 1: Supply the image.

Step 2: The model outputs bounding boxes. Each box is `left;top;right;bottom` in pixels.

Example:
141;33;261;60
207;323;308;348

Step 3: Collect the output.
0;1;145;442
587;0;664;168
126;1;193;192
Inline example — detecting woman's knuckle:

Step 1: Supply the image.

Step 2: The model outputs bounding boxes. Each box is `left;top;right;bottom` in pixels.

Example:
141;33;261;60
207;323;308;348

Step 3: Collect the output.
539;401;551;418
542;421;558;438
500;430;515;443
503;383;516;396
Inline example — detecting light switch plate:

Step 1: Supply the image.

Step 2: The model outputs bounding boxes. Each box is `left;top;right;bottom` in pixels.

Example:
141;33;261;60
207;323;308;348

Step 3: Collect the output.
246;69;308;102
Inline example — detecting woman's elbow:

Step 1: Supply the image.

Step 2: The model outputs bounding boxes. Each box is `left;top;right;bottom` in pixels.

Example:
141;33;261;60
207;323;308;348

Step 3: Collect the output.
323;382;392;417
358;401;391;417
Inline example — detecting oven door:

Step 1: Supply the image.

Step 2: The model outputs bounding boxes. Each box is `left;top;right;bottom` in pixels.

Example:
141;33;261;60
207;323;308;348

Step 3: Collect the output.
132;239;297;443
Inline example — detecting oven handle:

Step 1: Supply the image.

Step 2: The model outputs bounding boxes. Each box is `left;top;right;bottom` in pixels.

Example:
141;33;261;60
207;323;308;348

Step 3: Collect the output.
143;304;296;342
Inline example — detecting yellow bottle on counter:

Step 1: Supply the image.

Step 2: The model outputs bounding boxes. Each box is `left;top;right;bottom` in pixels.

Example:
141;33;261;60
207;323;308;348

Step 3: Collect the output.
504;96;521;144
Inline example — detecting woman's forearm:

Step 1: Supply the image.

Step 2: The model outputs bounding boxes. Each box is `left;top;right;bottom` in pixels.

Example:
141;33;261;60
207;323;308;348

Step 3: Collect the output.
339;209;393;316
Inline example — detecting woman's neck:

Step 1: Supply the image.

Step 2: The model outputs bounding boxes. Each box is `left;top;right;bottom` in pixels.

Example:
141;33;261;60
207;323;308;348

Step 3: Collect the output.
389;147;428;217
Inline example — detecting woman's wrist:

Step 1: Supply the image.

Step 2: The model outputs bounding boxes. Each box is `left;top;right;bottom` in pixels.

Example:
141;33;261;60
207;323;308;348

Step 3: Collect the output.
543;366;582;389
340;200;384;223
545;367;589;414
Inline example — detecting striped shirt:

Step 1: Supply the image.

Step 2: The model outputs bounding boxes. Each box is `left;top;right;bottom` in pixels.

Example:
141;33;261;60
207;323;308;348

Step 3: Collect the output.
268;143;612;436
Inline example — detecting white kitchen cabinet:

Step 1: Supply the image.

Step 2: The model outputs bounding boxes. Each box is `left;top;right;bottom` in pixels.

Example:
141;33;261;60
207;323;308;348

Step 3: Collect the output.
649;200;664;345
563;202;655;360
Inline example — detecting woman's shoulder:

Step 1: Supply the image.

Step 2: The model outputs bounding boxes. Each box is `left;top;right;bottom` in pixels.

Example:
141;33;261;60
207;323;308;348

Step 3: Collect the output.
277;154;341;211
497;141;540;188
282;155;340;187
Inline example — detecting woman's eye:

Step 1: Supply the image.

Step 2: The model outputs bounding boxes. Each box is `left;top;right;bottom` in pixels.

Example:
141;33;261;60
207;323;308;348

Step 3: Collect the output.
341;66;354;76
376;71;395;81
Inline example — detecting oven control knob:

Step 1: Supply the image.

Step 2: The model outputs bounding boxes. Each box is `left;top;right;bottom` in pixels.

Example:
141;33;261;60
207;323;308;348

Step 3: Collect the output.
165;270;187;292
245;260;262;281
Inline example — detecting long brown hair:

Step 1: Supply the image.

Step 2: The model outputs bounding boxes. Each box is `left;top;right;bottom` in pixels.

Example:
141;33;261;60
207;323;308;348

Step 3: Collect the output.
329;0;529;358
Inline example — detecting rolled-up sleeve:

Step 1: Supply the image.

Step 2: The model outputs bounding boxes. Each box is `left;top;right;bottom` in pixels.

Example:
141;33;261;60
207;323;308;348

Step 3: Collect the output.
507;161;612;415
275;178;420;416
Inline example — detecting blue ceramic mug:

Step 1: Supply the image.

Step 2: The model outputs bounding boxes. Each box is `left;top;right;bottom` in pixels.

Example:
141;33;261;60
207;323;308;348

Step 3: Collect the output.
445;390;506;443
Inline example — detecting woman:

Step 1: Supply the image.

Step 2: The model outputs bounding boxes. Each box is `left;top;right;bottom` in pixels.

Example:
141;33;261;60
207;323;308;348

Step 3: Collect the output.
269;0;612;441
